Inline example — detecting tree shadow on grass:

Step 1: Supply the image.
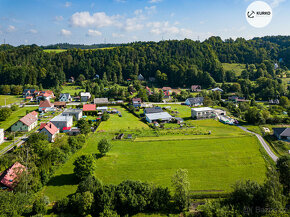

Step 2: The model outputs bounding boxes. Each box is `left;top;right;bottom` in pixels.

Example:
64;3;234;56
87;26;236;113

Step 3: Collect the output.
46;173;79;186
93;153;104;159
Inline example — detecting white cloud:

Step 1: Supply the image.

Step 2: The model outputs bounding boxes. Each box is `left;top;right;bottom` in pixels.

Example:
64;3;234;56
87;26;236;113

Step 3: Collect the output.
148;21;194;38
28;29;38;34
112;33;125;38
65;1;72;7
145;6;156;14
149;0;162;3
7;25;16;32
271;0;285;8
55;16;64;21
115;0;126;2
70;11;118;28
124;17;144;31
134;9;143;16
87;29;102;36
61;29;71;36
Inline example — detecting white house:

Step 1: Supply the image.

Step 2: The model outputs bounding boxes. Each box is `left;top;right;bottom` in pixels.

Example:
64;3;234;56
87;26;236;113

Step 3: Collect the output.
62;109;83;120
50;115;73;132
211;87;223;92
39;100;54;112
0;129;4;144
94;98;109;104
59;93;72;102
97;106;108;113
145;112;172;123
80;92;91;102
191;107;216;119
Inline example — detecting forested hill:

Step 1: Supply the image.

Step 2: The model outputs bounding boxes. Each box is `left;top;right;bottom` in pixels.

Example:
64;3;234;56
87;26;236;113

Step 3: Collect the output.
41;43;123;50
0;36;289;89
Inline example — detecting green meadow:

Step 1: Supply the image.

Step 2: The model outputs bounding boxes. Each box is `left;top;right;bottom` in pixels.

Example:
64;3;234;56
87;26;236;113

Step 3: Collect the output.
0;106;38;130
0;95;23;106
43;107;267;202
222;63;246;76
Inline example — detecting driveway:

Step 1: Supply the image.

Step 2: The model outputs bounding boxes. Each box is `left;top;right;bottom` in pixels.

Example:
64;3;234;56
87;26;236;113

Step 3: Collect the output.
238;126;278;162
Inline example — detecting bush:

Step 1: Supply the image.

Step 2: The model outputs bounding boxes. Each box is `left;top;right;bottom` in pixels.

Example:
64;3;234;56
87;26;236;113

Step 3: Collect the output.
32;195;50;215
0;107;12;121
11;104;19;111
101;112;110;121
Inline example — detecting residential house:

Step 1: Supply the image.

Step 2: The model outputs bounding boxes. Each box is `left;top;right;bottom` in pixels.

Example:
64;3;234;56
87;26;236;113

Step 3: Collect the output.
191;107;216;119
39;100;54;112
80;92;91;102
23;89;36;98
132;98;142;108
145;112;172;123
162;87;172;94
273;128;290;141
211;87;223;92
37;90;55;101
0;129;4;144
40;122;59;142
185;97;204;106
68;127;81;136
0;162;26;190
11;111;38;132
191;85;202;92
83;104;96;112
25;96;34;101
59;93;72;102
97;106;108;113
94;98;109;104
215;109;227;116
138;74;145;81
144;107;163;114
62;109;83;120
54;101;66;109
50;115;73;132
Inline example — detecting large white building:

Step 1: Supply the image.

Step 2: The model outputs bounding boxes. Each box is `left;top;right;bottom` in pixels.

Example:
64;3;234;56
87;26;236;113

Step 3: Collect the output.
191;107;216;119
0;129;4;144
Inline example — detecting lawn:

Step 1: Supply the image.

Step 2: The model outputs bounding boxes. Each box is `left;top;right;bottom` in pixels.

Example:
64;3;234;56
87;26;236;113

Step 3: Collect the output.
43;133;266;201
222;63;246;76
60;85;85;95
43;49;67;53
0;95;23;106
0;106;39;130
97;107;150;132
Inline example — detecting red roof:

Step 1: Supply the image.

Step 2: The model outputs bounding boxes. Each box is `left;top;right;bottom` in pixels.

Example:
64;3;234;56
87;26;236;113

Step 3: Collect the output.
62;127;71;131
19;113;38;126
132;98;142;103
39;100;53;108
39;123;47;130
0;162;26;189
162;87;172;91
83;104;96;111
29;111;38;117
42;122;59;135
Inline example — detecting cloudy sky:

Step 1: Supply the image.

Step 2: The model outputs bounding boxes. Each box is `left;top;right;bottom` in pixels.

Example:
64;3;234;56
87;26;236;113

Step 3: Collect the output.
0;0;290;45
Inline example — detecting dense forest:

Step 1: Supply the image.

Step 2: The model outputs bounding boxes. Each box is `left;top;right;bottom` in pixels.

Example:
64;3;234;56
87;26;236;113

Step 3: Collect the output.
0;36;289;93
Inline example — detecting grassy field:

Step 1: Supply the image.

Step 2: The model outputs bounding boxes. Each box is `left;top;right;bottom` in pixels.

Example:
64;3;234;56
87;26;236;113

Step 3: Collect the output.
222;63;246;76
0;95;23;106
0;106;38;130
60;85;85;95
43;49;67;53
43;106;267;202
97;107;149;132
43;131;266;201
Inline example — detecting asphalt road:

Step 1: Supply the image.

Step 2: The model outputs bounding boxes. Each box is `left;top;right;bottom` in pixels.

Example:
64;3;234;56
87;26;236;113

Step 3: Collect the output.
238;126;278;162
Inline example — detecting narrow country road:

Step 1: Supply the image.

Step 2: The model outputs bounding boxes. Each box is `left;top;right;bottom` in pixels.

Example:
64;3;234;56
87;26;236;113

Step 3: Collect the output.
238;126;278;162
0;136;27;156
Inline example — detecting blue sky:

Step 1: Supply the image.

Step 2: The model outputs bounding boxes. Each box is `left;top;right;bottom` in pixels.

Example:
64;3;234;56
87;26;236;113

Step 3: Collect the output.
0;0;289;45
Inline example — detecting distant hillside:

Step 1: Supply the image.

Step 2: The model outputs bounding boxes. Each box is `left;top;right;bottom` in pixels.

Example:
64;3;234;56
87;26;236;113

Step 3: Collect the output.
41;43;123;50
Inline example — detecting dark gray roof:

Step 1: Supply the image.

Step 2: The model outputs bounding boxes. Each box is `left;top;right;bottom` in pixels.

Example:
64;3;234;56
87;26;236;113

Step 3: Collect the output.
186;97;204;104
273;128;290;137
144;107;163;114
